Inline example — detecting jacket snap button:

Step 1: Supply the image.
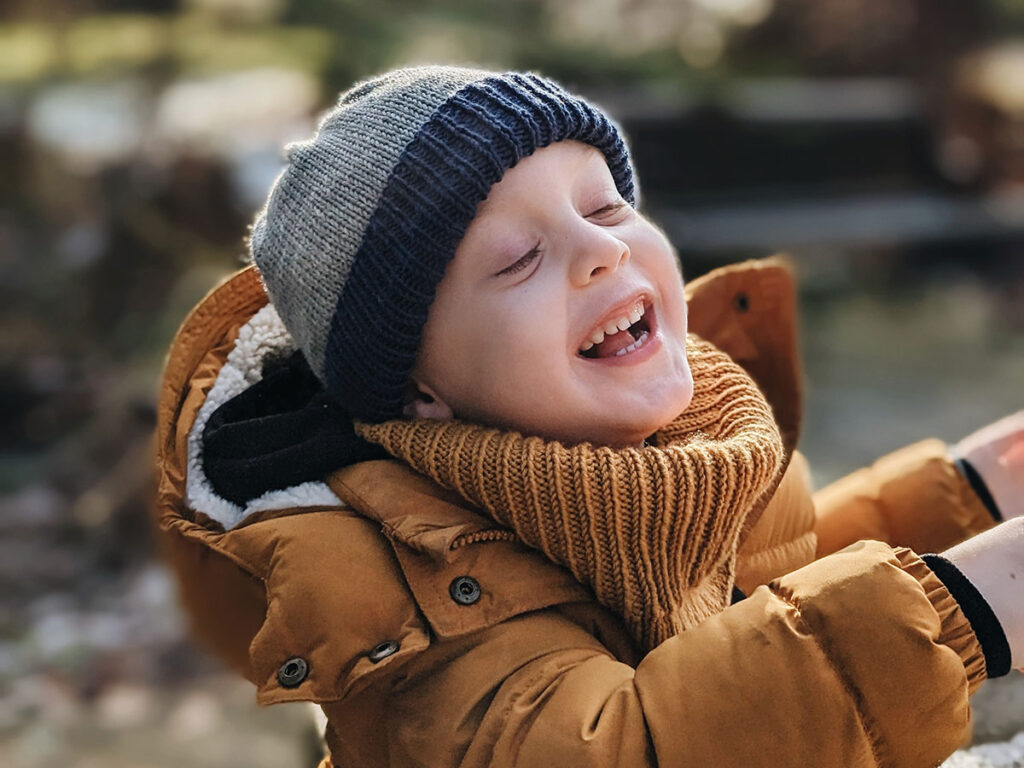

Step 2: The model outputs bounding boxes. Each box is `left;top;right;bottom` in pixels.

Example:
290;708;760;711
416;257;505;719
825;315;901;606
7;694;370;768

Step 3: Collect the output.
277;657;308;688
734;292;750;312
368;640;400;663
449;576;481;605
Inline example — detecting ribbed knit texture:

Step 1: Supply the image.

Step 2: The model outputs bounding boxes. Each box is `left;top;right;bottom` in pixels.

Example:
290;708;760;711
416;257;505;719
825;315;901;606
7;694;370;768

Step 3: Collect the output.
357;337;784;650
249;65;635;422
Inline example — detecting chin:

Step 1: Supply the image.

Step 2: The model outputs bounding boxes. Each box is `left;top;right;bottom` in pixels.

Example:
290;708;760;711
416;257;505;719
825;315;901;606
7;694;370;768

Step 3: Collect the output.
641;377;696;435
601;407;690;447
589;372;695;447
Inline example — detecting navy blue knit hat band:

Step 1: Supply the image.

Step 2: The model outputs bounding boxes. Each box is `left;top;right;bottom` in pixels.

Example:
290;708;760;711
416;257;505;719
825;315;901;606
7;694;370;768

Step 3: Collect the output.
324;72;636;421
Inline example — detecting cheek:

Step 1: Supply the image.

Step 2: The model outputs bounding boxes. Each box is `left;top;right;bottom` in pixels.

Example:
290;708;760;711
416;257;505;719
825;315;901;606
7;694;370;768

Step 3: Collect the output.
467;299;568;396
635;231;687;324
429;304;522;400
479;306;561;378
650;234;682;284
417;295;491;401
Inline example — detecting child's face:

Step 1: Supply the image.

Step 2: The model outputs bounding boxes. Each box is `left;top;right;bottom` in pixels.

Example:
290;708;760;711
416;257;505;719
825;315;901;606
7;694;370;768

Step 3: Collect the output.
409;140;693;447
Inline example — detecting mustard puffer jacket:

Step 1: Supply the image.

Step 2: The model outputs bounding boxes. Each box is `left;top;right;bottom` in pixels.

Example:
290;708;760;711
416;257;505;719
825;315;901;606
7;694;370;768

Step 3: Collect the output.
152;257;997;768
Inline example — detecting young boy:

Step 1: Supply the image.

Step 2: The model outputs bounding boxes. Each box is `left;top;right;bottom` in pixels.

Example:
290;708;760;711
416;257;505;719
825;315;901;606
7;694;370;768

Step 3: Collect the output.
153;65;1023;767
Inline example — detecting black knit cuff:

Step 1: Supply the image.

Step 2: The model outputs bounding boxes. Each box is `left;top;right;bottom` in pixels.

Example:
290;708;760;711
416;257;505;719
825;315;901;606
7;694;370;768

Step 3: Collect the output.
921;553;1011;679
952;455;1002;522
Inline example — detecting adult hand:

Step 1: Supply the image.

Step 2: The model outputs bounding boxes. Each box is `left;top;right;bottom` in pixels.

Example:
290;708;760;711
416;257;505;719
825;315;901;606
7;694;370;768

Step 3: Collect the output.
955;411;1024;520
942;517;1024;672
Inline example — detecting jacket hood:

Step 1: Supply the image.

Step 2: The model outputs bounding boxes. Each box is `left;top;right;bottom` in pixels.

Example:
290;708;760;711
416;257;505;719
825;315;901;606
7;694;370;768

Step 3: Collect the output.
155;266;350;532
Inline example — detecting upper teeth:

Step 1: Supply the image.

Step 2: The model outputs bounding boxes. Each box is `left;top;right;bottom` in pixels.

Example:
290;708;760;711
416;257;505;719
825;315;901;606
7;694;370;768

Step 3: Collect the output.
579;302;645;351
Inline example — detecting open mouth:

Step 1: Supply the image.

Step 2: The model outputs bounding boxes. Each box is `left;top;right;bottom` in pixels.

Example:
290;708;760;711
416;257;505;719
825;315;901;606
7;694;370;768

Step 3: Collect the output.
578;298;654;359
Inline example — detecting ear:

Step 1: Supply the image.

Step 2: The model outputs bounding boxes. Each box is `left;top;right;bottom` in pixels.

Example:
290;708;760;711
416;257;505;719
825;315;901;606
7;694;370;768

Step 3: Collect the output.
402;378;454;420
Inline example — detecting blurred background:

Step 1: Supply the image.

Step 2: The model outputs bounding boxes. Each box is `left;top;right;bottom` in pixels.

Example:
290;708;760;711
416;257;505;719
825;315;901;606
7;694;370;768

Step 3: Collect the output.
1;1;1023;766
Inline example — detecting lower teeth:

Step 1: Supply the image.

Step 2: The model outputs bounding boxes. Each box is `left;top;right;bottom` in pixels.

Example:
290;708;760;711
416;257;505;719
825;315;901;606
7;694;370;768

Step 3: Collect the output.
615;331;648;356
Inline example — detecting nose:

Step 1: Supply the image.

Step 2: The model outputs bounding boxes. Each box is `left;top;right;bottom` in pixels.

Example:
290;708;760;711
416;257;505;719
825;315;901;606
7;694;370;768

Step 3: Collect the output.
570;226;630;286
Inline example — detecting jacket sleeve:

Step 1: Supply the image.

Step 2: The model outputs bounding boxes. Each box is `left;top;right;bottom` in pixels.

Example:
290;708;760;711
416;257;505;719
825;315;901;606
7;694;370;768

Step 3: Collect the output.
322;540;986;768
813;438;997;558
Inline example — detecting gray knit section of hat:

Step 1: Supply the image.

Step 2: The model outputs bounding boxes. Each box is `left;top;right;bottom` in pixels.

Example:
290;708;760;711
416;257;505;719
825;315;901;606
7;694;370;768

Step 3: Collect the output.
249;65;491;381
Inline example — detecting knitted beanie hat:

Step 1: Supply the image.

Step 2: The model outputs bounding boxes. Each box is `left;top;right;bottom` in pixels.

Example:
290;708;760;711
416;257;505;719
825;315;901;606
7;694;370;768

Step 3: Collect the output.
249;64;637;422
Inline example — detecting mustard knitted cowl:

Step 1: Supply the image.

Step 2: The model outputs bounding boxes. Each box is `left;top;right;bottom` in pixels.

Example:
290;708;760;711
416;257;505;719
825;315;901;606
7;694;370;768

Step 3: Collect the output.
356;336;784;651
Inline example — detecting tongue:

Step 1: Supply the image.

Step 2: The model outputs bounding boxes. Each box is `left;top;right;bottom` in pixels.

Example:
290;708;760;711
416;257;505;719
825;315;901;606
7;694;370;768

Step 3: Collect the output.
593;329;635;358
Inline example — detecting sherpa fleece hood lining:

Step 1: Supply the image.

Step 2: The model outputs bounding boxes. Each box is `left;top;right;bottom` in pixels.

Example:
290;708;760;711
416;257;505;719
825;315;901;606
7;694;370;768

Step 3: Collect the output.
185;303;343;530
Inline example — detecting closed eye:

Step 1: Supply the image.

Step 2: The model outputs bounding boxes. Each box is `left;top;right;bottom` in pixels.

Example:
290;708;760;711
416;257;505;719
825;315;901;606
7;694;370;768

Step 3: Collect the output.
497;245;541;277
591;199;629;216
